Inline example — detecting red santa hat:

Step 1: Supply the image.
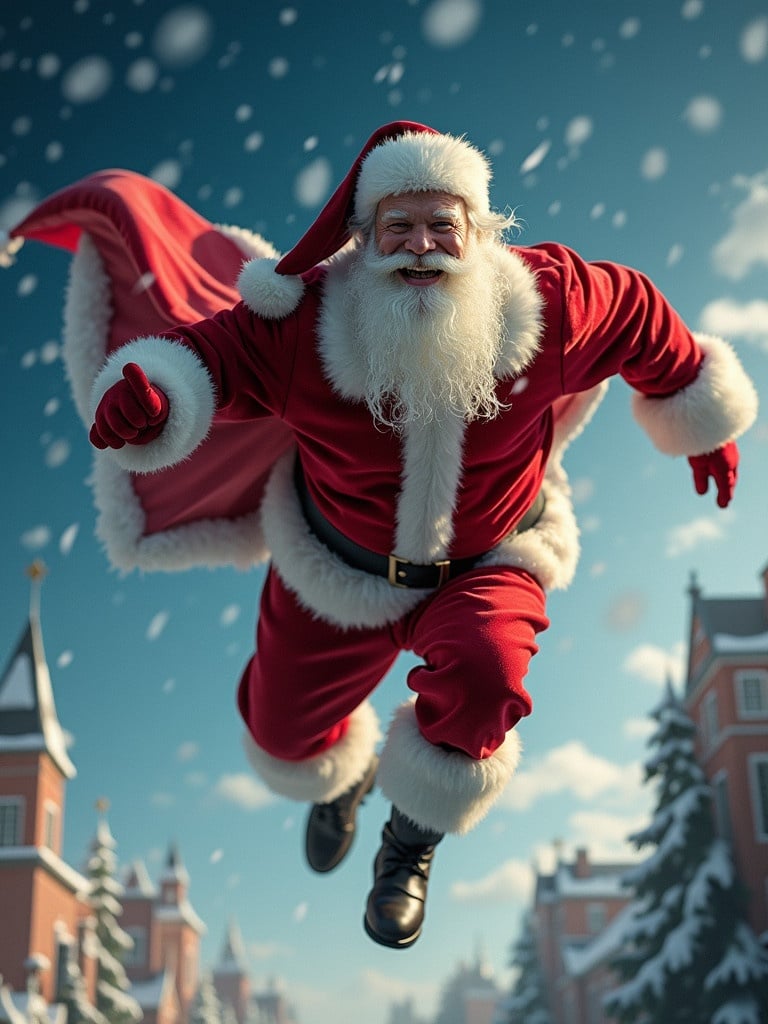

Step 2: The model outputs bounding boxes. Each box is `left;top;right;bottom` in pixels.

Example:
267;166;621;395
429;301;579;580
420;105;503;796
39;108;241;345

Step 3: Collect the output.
238;120;495;318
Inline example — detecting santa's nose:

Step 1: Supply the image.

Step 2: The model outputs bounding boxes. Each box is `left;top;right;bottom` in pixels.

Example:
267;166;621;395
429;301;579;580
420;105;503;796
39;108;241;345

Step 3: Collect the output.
404;225;435;254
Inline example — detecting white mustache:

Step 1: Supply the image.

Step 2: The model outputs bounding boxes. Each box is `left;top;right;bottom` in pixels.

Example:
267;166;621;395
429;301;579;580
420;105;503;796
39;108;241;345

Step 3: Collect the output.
363;248;470;277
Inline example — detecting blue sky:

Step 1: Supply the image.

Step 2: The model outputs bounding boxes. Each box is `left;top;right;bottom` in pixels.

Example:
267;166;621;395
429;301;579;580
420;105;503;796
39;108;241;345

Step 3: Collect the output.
1;1;767;1021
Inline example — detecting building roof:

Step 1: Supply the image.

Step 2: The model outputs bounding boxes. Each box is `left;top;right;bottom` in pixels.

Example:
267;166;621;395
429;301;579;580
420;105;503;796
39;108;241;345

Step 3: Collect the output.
535;854;634;904
215;918;249;974
129;970;177;1011
0;599;76;779
686;573;768;695
561;901;638;977
123;859;158;899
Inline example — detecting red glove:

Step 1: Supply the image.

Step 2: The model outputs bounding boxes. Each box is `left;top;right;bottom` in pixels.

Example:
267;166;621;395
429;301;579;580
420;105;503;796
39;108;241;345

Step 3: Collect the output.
688;441;739;508
90;363;169;450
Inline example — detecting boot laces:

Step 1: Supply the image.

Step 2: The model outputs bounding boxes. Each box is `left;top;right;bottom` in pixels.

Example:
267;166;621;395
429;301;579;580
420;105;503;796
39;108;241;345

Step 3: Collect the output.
379;829;435;881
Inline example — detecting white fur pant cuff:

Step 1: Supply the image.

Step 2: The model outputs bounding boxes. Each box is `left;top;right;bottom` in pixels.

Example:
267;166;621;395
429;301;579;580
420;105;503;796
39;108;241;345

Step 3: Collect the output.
376;698;522;835
241;700;381;804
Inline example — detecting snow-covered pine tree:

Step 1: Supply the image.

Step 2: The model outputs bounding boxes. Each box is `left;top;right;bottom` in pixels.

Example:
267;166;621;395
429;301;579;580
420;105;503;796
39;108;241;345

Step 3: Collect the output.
189;973;223;1024
86;815;143;1024
57;954;108;1024
499;913;552;1024
604;681;768;1023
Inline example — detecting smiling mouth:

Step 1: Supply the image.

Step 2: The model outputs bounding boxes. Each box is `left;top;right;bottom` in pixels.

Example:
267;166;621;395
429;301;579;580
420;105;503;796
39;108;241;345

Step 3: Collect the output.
399;268;443;282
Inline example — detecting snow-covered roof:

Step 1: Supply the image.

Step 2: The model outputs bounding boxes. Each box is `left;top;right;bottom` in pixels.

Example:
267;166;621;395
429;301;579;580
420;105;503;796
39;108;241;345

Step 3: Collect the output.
215;918;249;973
0;988;67;1024
128;970;176;1011
123;859;157;898
687;583;768;696
561;901;638;977
554;863;633;899
154;898;206;936
0;844;89;895
0;615;76;779
713;630;768;653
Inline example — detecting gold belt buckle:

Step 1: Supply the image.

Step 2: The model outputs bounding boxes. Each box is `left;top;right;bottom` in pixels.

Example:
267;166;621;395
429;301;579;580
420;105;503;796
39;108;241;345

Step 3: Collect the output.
387;554;451;588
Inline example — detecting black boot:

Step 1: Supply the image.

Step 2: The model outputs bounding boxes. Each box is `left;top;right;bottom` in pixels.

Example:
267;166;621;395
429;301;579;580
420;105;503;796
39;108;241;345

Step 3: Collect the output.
304;756;378;873
364;807;443;949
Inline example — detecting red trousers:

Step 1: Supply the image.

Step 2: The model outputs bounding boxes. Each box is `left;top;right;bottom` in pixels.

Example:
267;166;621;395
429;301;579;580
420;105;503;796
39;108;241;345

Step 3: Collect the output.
237;564;549;762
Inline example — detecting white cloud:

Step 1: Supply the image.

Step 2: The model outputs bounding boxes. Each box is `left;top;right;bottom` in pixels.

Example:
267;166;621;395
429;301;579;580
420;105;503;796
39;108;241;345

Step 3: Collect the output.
623;717;656;740
500;741;641;811
699;297;768;347
564;809;648;860
213;772;275;810
622;641;686;686
711;173;768;279
450;858;533;903
665;516;726;557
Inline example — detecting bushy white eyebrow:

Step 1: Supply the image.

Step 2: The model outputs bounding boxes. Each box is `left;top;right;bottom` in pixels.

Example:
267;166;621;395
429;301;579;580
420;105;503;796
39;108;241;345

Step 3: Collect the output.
379;205;463;224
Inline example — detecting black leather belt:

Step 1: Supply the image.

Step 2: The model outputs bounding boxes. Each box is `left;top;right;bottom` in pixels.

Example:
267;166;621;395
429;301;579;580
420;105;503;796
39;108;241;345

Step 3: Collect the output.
294;460;545;590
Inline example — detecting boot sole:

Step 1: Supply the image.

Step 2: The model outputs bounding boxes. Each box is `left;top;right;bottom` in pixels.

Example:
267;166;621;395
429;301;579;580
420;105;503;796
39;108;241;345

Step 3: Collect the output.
363;914;422;949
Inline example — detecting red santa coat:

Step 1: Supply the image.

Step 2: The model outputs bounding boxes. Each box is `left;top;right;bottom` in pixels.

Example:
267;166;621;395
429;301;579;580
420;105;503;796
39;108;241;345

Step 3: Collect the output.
8;169;758;829
89;235;751;631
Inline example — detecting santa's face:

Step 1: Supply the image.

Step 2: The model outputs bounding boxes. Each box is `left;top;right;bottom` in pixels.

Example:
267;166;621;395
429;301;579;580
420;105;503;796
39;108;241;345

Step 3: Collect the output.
373;191;469;287
347;191;507;431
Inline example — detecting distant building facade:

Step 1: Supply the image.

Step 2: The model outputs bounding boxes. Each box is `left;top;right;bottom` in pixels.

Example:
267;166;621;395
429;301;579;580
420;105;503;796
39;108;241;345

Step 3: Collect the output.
0;578;296;1024
684;565;768;936
521;561;768;1024
532;846;634;1024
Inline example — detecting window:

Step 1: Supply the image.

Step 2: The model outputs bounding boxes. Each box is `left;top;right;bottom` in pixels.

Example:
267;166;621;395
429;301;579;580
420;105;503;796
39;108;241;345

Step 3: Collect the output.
702;690;719;747
54;939;73;1000
713;773;732;841
750;756;768;841
123;927;147;967
0;798;23;846
44;802;58;851
586;902;606;934
736;671;768;718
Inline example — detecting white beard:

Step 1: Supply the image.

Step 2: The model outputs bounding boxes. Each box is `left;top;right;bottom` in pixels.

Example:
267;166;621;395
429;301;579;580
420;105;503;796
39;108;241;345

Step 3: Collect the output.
345;236;510;431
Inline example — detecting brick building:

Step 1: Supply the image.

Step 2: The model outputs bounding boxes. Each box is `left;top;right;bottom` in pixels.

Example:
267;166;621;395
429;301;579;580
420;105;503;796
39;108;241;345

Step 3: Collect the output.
524;561;768;1023
0;574;295;1024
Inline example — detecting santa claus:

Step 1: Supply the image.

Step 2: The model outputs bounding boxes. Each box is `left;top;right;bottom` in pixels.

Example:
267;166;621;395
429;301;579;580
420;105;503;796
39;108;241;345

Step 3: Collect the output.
8;121;758;949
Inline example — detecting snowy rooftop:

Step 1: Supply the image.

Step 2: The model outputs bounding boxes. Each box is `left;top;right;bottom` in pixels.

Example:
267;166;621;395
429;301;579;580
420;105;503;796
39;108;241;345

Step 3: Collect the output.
123;859;158;898
562;901;639;977
0;844;89;895
128;970;175;1010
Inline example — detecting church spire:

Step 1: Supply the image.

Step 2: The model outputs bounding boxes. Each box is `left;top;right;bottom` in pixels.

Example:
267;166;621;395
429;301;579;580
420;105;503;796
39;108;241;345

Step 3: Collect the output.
0;565;75;779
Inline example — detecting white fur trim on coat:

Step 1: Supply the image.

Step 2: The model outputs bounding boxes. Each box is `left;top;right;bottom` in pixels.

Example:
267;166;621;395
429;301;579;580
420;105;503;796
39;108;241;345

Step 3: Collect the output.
64;234;271;573
355;131;492;223
238;256;305;319
631;333;758;456
241;700;381;803
376;699;522;835
89;335;216;473
260;451;427;629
